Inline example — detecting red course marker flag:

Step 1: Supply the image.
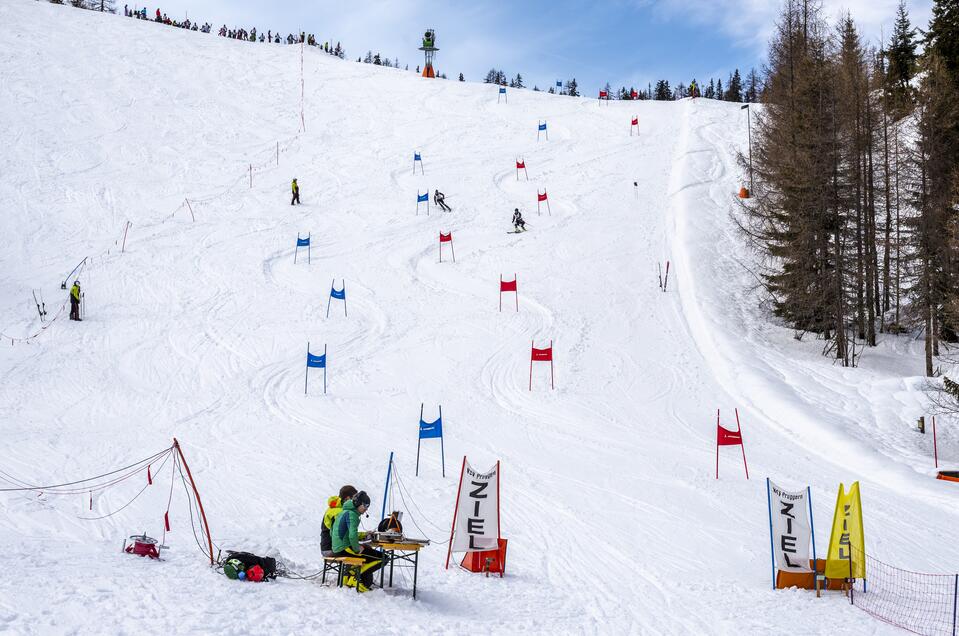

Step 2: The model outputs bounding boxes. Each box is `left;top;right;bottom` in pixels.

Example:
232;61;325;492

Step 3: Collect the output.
715;408;749;479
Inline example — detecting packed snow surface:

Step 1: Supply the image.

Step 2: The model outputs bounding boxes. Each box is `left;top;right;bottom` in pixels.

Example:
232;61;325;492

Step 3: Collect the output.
0;2;955;634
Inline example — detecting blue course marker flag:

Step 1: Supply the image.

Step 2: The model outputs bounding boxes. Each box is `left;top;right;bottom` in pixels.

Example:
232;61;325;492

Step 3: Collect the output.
416;404;445;477
417;192;429;202
556;80;562;87
305;342;327;394
326;278;347;318
499;87;506;94
538;122;547;131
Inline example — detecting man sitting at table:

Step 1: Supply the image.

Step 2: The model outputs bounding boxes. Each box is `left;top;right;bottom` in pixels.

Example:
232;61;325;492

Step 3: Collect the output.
332;491;384;592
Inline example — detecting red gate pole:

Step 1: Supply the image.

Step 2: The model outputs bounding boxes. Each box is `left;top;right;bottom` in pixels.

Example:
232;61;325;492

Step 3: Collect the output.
550;340;554;389
515;273;519;312
934;415;939;468
445;456;467;569
172;438;214;566
736;408;749;479
499;275;503;312
529;340;534;391
715;409;720;479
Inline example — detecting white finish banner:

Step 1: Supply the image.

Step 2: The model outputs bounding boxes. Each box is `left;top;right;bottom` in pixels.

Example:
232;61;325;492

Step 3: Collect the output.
769;480;812;572
451;461;499;552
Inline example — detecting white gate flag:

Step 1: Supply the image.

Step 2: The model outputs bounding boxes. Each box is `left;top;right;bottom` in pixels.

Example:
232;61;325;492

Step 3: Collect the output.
769;480;812;572
451;460;499;553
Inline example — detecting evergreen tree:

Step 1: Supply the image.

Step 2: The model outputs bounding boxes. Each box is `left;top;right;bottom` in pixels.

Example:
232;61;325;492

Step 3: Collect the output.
909;53;959;372
333;42;344;59
925;0;959;84
484;69;497;83
885;0;918;112
364;51;373;64
715;78;723;100
725;68;743;101
744;68;761;103
372;53;382;65
533;85;540;91
459;73;465;81
566;78;579;96
706;78;716;99
548;86;556;94
654;80;671;100
514;73;524;89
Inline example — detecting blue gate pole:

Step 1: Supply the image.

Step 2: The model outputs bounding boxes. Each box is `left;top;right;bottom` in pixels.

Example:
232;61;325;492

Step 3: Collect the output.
323;344;327;394
766;477;776;590
808;486;818;572
416;404;423;476
380;451;393;522
439;405;445;478
304;342;309;395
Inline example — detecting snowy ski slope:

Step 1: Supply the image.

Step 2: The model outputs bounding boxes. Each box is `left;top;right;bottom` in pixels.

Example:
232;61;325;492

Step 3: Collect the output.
1;2;956;634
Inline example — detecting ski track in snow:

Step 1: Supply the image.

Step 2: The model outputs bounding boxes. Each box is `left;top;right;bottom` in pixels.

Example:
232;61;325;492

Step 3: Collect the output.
0;2;950;634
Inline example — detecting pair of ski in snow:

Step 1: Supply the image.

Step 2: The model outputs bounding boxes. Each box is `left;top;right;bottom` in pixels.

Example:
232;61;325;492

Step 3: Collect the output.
32;290;47;322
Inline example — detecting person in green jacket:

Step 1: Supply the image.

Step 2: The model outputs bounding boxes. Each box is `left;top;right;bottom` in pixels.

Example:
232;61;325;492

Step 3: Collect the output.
321;484;357;557
332;491;383;591
291;178;300;205
69;281;81;321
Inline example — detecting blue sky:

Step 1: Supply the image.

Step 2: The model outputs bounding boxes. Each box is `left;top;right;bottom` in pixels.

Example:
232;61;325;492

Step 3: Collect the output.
142;0;932;96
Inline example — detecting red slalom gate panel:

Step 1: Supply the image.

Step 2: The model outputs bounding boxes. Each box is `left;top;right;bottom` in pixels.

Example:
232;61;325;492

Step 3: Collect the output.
631;117;639;126
715;408;749;479
529;340;554;390
499;274;518;312
515;160;525;169
439;232;455;262
537;191;548;202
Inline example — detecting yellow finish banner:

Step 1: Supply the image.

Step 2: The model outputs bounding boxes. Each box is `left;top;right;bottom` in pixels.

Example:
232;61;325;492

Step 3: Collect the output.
824;482;866;579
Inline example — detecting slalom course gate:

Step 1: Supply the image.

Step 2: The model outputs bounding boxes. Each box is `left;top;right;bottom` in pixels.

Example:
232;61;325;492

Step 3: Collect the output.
305;342;327;394
294;233;311;264
516;159;529;181
537;121;548;141
530;340;555;390
716;408;748;479
498;86;507;103
326;279;347;318
439;232;455;262
599;90;609;104
416;404;445;477
499;274;518;312
630;116;639;136
413;151;424;175
417;191;430;215
537;190;551;216
446;457;505;576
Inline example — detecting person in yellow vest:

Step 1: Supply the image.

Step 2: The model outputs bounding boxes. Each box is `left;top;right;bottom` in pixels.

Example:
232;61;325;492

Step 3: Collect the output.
291;178;300;205
69;281;81;321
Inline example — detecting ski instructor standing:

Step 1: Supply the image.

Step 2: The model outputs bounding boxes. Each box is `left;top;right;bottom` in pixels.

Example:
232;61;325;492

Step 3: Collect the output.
69;280;81;321
291;178;300;205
